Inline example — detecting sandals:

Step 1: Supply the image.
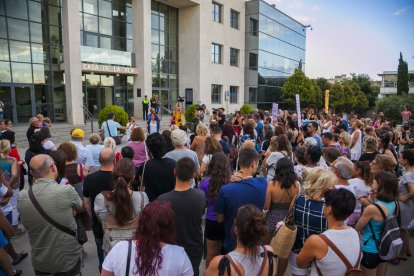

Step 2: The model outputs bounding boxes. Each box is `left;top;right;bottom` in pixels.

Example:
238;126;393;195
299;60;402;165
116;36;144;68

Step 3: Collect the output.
12;252;28;265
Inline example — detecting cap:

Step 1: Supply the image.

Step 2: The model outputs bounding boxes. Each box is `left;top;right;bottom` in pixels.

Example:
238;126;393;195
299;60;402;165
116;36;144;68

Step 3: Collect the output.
71;128;84;138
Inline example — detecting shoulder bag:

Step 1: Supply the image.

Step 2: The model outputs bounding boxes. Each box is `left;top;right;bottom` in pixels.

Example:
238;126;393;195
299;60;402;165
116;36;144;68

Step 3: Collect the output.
106;121;122;145
28;186;88;244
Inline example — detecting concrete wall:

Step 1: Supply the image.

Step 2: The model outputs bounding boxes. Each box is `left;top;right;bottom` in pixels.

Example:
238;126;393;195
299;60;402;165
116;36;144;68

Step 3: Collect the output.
179;0;246;113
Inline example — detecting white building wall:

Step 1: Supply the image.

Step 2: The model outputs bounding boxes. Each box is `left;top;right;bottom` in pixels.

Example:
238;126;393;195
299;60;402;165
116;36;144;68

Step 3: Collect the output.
179;0;245;113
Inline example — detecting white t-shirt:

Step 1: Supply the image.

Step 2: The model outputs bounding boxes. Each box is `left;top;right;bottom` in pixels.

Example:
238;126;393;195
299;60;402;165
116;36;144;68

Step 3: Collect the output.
102;241;193;276
0;184;12;214
334;184;356;196
202;154;212;166
43;139;56;150
348;178;371;212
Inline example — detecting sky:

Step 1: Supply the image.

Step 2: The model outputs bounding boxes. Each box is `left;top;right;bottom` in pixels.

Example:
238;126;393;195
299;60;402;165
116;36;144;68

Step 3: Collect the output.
265;0;414;80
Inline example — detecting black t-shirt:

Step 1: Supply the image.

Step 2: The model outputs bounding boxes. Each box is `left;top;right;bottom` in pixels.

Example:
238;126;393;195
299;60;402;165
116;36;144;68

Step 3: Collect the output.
83;170;114;238
359;152;379;163
135;158;176;201
150;98;157;108
158;189;205;266
218;114;226;128
26;125;39;144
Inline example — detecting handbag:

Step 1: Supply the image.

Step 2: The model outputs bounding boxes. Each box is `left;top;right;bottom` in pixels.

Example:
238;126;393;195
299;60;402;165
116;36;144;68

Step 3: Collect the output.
270;195;298;258
106;121;122;145
28;186;88;245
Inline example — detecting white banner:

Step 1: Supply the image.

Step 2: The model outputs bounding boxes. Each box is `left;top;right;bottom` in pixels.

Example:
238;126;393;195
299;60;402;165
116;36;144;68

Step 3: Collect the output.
296;94;302;127
272;103;279;121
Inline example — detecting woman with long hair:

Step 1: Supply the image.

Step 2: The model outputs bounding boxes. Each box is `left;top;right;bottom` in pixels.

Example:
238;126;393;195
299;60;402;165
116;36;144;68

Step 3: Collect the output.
239;122;256;146
347;161;373;226
95;159;149;253
205;204;276;275
199;152;232;266
199;137;223;175
356;172;399;276
232;111;243;137
190;123;209;165
377;131;398;166
350;119;364;161
338;132;352;159
286;118;299;152
101;200;193;275
264;157;300;275
264;134;293;181
398;149;414;260
222;122;236;147
58;142;89;186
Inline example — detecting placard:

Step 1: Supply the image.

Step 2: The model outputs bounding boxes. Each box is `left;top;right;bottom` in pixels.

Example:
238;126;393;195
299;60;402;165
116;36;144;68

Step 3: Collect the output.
272;103;279;121
296;94;302;127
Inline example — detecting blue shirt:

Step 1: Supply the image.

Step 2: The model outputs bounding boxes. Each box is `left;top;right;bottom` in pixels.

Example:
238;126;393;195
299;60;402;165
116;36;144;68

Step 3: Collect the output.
342;119;349;132
215;177;267;252
256;120;264;142
103;119;121;139
313;134;323;149
85;144;104;167
219;139;230;155
0;230;9;276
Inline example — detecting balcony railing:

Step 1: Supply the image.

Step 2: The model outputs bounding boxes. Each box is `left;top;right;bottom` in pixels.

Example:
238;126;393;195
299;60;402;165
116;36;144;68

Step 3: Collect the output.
81;46;135;67
382;81;396;88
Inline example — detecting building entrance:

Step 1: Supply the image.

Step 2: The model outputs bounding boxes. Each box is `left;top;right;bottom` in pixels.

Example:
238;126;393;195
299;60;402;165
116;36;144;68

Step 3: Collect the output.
0;85;37;123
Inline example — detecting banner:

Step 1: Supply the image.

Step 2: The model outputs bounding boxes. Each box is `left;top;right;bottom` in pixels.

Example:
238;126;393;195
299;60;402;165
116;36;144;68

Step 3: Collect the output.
296;94;302;127
272;103;279;121
325;90;329;113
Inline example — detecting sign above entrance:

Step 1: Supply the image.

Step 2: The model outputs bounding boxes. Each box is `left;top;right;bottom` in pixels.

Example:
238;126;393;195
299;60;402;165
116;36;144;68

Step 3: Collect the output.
81;63;138;75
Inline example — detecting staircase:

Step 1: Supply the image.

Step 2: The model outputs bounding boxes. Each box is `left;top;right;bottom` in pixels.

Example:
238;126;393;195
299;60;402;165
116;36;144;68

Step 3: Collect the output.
13;118;172;150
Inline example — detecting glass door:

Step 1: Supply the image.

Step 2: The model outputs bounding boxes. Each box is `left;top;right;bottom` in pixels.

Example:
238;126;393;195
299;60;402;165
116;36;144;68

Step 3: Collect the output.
15;87;34;123
0;86;13;122
160;89;169;115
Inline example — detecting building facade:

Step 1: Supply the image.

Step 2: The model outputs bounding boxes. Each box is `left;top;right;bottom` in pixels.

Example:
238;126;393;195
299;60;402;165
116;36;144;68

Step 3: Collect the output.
0;0;306;124
378;70;414;97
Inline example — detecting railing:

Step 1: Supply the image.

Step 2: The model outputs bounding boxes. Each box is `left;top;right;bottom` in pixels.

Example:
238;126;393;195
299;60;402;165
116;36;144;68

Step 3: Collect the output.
81;105;95;133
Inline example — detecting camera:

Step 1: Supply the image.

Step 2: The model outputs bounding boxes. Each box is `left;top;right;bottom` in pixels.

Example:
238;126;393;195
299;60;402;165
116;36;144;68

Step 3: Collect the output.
212;108;217;115
177;96;185;103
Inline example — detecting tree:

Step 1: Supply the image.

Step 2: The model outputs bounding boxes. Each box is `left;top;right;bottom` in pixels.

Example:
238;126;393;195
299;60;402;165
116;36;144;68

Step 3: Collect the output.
376;94;414;123
397;52;409;95
350;73;378;108
330;79;368;114
281;69;322;109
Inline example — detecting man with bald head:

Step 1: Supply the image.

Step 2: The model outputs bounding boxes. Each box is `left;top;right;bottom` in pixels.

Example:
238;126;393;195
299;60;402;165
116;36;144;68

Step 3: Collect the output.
83;148;115;271
18;154;83;275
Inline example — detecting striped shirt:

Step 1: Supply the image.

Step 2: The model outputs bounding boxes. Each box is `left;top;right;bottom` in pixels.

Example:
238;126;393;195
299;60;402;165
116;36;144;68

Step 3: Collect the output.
292;195;327;253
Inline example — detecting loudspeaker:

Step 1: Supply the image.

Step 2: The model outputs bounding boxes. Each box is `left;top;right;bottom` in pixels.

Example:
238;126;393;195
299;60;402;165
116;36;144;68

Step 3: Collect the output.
137;88;141;98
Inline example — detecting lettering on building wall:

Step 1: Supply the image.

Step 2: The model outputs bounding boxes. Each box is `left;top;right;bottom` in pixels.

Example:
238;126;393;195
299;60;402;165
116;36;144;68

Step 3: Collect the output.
81;63;138;75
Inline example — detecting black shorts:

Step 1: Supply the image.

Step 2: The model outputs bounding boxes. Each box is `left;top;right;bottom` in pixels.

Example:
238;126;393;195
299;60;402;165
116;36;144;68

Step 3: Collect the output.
205;219;225;241
361;251;386;269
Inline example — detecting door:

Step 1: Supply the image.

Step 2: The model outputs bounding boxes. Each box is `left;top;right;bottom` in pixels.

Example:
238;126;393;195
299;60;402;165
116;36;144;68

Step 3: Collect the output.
14;86;34;123
0;86;13;122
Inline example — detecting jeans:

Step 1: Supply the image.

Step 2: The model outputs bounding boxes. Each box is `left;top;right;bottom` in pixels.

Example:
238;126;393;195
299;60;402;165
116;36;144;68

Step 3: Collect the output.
95;237;104;272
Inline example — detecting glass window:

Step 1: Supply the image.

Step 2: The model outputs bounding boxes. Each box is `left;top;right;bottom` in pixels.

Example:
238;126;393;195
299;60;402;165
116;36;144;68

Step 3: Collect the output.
83;0;98;14
10;41;31;62
248;87;257;102
99;17;112;35
33;64;45;83
5;0;27;19
0;0;4;16
85;33;98;47
0;39;9;61
31;43;45;63
126;6;132;23
112;2;125;21
113;36;125;51
126;23;132;39
30;22;44;43
230;86;238;104
29;1;42;22
211;84;222;104
0;18;6;38
126;39;132;52
12;62;32;83
230;47;239;67
249;18;258;36
230;10;239;29
49;26;61;45
212;2;222;23
48;5;61;25
84;14;98;32
151;13;159;30
0;61;11;82
99;0;111;18
8;18;30;41
211;43;222;64
100;36;111;49
113;20;126;37
249;52;258;70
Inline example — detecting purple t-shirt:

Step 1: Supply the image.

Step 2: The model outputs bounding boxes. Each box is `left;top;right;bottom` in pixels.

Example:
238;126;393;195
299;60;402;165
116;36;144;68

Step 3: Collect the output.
199;177;217;221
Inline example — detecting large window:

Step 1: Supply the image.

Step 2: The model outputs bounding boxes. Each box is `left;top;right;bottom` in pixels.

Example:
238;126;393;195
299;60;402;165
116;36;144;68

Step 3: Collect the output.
211;43;222;64
249;52;258;70
230;47;239;67
230;86;238;104
249;18;258;36
212;2;222;23
211;84;222;104
230;9;239;29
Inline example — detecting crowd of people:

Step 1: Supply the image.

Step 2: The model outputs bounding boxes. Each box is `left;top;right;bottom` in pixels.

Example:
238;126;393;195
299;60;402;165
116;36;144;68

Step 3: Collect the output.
0;105;413;276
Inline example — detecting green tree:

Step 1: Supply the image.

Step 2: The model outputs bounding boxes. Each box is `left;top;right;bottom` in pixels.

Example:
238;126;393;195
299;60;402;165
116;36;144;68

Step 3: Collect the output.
397;52;409;95
330;79;368;114
282;69;322;109
376;94;414;123
350;73;379;107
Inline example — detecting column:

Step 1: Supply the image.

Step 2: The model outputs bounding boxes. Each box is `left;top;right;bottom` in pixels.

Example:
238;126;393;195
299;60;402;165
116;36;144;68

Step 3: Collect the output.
62;0;83;125
132;0;152;120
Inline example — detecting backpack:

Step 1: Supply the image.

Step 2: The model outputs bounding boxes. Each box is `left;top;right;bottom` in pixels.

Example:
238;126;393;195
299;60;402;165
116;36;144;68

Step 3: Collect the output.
103;192;144;254
315;234;362;276
368;202;403;261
